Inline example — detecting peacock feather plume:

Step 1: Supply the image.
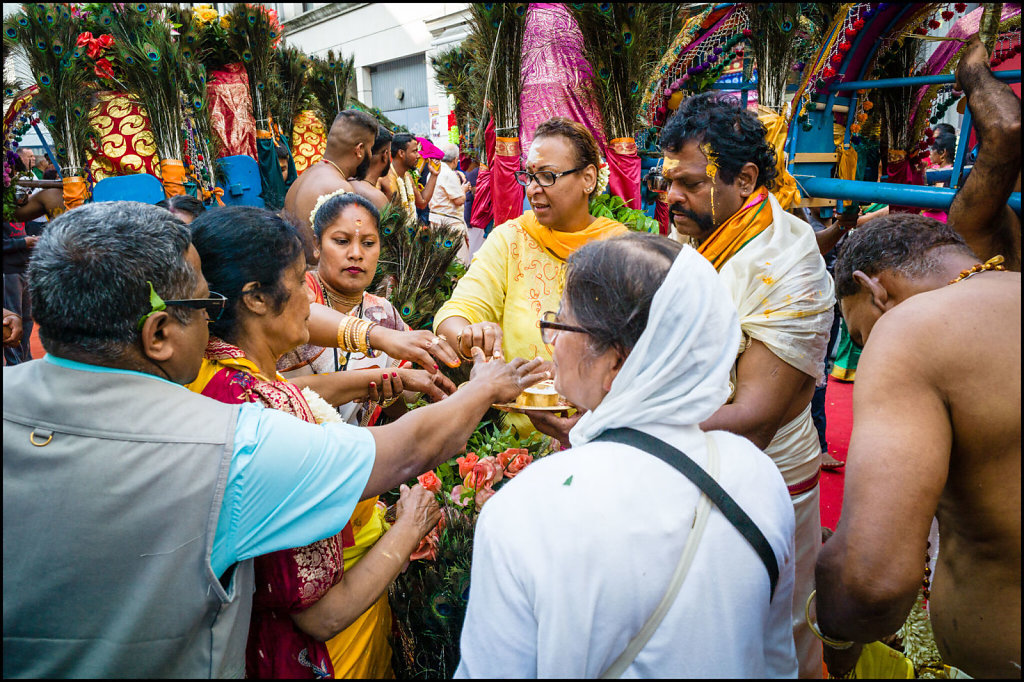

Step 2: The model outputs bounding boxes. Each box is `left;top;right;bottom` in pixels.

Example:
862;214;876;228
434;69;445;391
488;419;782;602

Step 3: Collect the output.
3;3;98;172
465;3;527;141
430;44;481;154
569;3;681;139
224;3;280;127
266;44;312;142
308;49;355;132
371;201;464;331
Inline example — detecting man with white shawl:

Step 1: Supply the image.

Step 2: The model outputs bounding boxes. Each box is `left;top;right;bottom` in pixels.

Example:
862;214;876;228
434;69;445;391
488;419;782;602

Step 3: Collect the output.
456;235;798;678
659;93;834;678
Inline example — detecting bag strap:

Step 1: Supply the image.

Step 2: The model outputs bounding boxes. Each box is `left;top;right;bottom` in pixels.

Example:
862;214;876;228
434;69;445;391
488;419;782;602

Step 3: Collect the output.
595;427;780;600
600;434;718;679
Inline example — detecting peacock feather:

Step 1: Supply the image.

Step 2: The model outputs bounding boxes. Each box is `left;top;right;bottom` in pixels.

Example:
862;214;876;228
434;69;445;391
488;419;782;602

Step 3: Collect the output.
465;3;527;140
430;44;482;155
371;202;464;331
569;3;681;139
307;49;355;132
224;3;279;126
266;44;312;142
3;3;98;171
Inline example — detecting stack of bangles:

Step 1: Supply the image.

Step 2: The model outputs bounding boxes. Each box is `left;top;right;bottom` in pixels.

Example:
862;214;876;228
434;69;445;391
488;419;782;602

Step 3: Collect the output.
337;316;378;358
805;590;856;650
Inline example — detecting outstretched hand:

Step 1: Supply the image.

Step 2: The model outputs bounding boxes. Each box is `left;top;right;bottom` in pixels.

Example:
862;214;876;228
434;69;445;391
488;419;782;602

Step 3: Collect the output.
467;347;548;405
398;367;457;402
371;326;461;372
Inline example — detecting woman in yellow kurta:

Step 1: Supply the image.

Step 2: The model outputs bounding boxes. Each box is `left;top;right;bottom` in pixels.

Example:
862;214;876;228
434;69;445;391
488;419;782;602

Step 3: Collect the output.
434;117;627;438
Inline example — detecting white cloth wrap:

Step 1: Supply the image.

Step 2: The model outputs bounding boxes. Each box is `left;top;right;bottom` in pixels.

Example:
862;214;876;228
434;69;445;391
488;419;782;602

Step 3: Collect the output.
570;244;742;446
719;193;835;382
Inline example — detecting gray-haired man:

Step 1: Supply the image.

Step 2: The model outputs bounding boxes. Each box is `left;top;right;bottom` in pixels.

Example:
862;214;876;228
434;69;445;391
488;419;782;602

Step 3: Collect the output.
3;201;544;678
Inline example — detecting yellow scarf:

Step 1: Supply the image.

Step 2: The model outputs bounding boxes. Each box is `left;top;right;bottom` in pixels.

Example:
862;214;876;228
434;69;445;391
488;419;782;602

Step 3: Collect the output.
757;106;801;210
517;210;628;263
697;187;774;271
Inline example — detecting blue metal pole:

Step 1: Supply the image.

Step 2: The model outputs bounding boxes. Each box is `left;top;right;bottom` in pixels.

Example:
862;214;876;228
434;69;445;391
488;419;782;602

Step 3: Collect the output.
795;175;1022;214
31;123;62;180
831;70;1021;91
949;105;972;190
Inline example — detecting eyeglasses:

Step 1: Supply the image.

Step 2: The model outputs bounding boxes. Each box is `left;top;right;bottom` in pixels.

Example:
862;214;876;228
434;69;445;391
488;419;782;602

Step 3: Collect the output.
137;281;227;330
515;165;586;188
539;310;589;345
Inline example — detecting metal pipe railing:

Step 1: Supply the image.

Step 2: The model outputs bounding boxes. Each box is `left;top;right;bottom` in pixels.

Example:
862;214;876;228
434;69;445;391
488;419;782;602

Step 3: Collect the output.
830;70;1021;91
795;175;1022;214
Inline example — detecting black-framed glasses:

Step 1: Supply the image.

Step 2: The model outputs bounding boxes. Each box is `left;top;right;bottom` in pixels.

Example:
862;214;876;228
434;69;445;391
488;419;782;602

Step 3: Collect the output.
164;292;228;320
539;310;589;345
515;165;587;188
137;280;227;330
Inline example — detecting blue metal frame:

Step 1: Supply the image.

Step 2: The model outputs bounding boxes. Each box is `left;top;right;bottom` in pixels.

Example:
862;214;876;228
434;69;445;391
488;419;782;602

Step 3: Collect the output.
795;175;1022;215
830;70;1021;91
949;105;972;190
31;123;62;180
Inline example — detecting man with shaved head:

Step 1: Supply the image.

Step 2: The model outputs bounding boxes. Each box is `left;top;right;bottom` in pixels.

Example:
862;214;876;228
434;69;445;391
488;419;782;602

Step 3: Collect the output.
283;109;378;265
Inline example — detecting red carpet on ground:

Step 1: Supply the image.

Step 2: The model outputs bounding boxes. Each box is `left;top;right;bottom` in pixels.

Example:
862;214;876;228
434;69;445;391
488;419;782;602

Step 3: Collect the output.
821;378;854;531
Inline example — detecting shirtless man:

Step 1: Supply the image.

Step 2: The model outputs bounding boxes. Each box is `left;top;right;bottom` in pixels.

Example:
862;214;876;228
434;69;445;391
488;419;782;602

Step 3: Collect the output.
283;109;378;265
350;125;393;210
384;133;438;218
947;36;1021;271
815;214;1021;678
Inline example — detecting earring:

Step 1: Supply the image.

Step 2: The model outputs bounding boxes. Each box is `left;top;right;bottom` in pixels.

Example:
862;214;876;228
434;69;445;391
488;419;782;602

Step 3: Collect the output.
586;187;594;193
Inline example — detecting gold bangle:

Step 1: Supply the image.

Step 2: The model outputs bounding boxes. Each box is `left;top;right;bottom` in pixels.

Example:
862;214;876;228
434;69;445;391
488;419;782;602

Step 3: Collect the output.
805;590;855;650
356;319;371;354
339;319;352;350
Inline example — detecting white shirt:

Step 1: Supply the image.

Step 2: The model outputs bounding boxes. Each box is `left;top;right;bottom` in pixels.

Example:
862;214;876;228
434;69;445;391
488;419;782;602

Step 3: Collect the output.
455;422;797;679
429;162;467;228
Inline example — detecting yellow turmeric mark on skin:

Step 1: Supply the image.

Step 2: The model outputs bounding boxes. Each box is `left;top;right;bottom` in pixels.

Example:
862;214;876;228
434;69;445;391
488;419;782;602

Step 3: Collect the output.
701;142;719;226
662;157;681;172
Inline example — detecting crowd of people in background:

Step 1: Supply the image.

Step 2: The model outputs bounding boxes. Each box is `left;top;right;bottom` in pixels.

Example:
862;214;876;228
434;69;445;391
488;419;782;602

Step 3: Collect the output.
3;32;1020;682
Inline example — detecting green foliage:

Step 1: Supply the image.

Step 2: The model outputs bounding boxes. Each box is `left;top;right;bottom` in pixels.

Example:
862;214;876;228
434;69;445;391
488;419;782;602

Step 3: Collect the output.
431;44;482;155
590;193;659;233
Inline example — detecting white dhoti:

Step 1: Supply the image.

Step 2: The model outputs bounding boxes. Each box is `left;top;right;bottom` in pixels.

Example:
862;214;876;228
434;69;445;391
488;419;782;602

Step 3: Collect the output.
764;403;824;678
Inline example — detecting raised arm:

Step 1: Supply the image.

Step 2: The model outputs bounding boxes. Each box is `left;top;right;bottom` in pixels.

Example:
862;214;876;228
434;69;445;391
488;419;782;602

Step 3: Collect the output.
815;307;950;643
415;165;440;209
947;36;1022;270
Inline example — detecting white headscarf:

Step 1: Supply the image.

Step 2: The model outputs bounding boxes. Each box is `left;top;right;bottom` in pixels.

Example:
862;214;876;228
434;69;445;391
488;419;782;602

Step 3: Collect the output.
569;244;741;446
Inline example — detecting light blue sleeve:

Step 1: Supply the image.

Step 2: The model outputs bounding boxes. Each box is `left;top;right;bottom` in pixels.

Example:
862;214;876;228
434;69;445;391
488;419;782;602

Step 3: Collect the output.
210;402;376;577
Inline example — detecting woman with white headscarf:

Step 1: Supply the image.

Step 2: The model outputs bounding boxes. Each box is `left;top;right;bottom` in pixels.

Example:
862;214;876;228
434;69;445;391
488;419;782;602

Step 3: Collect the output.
455;233;798;678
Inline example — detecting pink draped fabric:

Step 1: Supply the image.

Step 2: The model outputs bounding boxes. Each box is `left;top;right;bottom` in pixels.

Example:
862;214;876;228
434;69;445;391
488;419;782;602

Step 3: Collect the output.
885;157;926;215
911;4;1021;131
208;63;257;159
469;117;496;229
518;3;608;162
606;137;642;208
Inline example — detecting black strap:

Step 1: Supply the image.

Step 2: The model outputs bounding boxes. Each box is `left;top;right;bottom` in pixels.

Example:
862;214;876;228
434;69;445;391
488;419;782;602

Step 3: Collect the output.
595;427;780;600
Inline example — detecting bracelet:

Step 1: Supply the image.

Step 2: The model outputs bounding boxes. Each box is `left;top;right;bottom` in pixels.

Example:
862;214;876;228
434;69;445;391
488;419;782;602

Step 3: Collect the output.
364;320;378;358
805;590;855;650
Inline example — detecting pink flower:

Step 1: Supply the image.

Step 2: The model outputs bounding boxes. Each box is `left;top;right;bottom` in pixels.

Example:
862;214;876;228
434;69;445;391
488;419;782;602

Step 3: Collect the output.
474;484;496;510
450;485;471;508
503;451;534;479
409;515;446;561
479;456;503;484
417;471;442;494
457;452;479;478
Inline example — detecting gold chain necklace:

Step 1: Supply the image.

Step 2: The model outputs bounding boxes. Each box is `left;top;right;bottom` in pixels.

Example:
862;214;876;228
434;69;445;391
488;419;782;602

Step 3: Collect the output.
317;273;363;312
322;158;346;180
948;255;1006;285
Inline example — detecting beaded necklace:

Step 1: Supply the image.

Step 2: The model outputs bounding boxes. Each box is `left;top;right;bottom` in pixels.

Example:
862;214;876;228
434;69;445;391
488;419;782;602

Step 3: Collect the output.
948;255;1006;285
